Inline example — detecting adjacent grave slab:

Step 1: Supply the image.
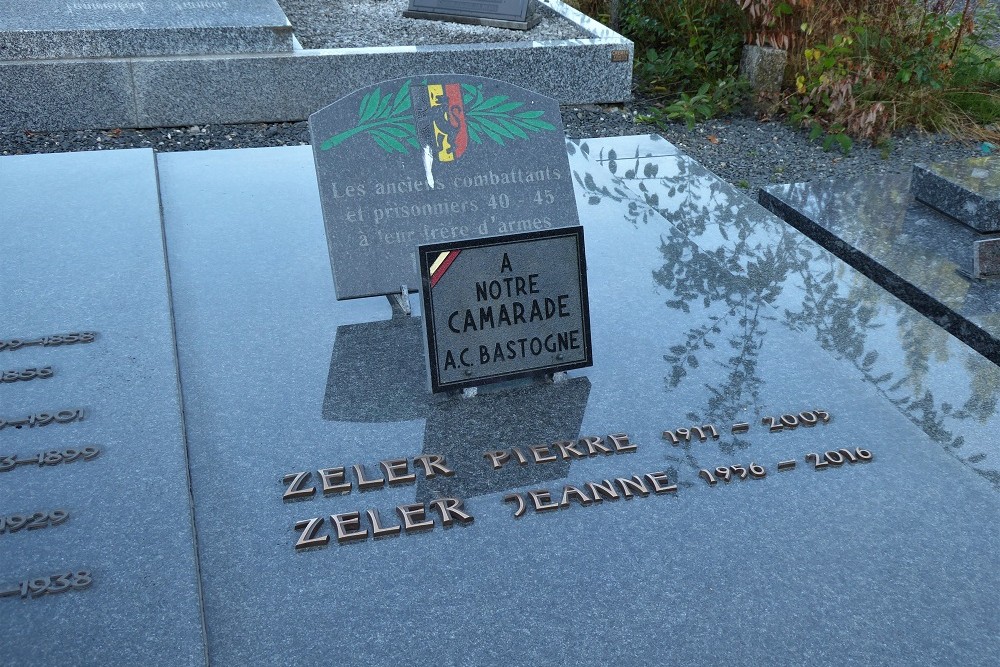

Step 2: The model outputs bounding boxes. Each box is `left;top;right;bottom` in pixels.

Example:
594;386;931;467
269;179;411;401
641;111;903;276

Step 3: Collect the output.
149;138;999;664
0;149;206;666
0;0;294;59
759;172;1000;365
912;158;1000;232
0;0;633;131
309;74;580;299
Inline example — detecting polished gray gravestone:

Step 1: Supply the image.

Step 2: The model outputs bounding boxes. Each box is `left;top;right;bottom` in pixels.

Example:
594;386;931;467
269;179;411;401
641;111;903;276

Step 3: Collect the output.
152;139;999;665
0;0;293;59
759;170;1000;364
3;135;999;664
308;74;580;299
403;0;540;30
0;149;206;666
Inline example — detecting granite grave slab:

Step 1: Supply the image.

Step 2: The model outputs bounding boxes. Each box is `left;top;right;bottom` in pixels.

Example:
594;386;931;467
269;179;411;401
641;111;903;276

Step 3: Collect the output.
912;158;1000;232
0;149;206;666
0;0;294;59
759;170;1000;364
0;1;633;132
151;138;998;664
309;74;580;300
3;133;999;663
581;132;1000;482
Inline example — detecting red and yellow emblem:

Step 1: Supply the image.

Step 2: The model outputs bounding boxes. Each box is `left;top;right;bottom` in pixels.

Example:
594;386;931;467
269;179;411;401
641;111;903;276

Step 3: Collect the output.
426;83;469;163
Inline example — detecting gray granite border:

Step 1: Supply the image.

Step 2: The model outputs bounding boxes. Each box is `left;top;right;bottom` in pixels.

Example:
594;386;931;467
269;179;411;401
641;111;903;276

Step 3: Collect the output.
0;0;632;131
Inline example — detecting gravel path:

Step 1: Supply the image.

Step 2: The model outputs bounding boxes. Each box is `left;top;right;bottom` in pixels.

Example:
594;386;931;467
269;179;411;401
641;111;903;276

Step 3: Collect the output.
2;106;985;200
277;0;588;48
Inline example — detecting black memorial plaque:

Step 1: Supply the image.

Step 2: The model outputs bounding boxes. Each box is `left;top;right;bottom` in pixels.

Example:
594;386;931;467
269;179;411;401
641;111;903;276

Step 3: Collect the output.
403;0;538;29
419;226;592;392
308;74;579;300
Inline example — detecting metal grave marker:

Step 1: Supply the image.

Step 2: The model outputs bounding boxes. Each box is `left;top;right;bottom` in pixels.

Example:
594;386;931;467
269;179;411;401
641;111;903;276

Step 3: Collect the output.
403;0;540;30
308;74;578;300
418;226;592;392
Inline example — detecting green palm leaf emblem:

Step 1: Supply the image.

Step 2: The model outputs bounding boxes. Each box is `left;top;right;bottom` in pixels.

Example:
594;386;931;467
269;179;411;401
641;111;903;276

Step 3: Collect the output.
320;81;557;155
320;80;419;154
461;83;557;147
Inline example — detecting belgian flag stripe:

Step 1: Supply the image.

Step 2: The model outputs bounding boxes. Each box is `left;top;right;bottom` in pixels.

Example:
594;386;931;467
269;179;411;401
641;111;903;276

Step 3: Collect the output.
430;250;461;287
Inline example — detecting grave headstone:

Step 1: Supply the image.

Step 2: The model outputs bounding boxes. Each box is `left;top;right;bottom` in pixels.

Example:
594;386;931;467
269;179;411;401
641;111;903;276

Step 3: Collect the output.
308;74;580;300
0;0;293;59
403;0;540;30
419;226;592;391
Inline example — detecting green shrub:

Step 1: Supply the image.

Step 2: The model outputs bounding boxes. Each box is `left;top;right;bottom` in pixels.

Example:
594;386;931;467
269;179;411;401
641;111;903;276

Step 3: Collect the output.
788;0;1000;144
619;0;749;124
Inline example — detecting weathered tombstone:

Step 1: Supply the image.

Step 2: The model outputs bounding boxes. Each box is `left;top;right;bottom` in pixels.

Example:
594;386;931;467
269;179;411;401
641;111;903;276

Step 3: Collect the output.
308;74;579;300
0;0;293;59
419;226;592;391
403;0;540;30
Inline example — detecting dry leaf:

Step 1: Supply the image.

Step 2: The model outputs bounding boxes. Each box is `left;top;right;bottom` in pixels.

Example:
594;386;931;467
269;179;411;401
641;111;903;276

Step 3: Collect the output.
707;135;720;144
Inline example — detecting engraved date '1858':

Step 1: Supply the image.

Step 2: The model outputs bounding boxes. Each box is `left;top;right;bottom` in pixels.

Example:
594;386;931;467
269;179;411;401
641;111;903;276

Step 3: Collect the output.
0;333;96;352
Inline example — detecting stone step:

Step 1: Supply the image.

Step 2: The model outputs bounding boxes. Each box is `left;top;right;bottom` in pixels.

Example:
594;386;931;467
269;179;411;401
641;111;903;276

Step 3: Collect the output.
912;158;1000;233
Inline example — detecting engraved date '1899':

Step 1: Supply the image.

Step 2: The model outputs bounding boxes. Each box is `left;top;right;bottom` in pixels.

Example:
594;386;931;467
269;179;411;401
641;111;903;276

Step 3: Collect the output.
0;447;100;472
1;367;53;383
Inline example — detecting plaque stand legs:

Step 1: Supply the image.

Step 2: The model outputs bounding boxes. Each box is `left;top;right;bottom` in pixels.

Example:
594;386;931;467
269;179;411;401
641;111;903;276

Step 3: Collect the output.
388;284;412;318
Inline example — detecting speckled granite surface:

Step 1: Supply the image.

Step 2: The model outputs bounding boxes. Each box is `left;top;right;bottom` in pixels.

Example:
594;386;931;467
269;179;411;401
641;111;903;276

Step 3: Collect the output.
2;135;998;665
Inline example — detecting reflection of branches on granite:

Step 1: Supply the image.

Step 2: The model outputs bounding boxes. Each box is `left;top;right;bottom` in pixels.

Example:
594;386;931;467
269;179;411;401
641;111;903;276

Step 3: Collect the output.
574;138;999;487
785;244;999;487
568;140;664;227
775;176;1000;474
322;317;594;500
962;357;1000;423
652;232;784;465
